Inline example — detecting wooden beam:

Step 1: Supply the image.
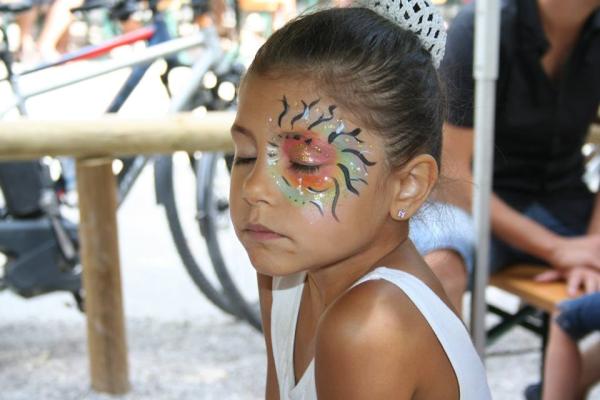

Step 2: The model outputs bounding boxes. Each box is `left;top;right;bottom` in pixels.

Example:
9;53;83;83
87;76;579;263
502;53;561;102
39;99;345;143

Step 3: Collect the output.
77;158;129;394
0;111;235;160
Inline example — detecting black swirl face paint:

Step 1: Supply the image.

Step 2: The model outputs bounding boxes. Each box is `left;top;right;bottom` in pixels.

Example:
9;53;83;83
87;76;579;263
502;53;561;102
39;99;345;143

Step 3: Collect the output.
266;96;377;221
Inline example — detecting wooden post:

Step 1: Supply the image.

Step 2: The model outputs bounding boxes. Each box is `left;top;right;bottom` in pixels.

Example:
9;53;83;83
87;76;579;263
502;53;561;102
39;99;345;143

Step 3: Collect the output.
76;158;130;394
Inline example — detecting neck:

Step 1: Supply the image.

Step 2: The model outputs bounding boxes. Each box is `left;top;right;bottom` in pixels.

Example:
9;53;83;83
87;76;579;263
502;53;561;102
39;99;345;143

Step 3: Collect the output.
538;0;598;32
304;222;409;317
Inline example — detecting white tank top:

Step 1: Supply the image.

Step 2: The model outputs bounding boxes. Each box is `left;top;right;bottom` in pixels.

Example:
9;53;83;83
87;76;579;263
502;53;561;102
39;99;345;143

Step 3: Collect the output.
271;266;492;400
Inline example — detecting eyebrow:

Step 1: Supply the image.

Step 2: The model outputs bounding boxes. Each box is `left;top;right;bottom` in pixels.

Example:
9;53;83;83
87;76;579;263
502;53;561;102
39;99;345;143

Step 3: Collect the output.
231;123;254;137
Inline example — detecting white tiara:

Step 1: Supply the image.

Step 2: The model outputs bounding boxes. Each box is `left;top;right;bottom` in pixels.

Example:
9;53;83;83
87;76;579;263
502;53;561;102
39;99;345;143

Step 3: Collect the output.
357;0;447;68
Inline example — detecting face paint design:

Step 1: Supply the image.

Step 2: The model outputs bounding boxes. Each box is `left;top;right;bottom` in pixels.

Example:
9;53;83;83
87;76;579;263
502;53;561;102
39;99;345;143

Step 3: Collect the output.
267;96;377;221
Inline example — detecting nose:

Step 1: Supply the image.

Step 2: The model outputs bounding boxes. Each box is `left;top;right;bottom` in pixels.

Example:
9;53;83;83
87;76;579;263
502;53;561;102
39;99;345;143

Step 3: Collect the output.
241;157;279;206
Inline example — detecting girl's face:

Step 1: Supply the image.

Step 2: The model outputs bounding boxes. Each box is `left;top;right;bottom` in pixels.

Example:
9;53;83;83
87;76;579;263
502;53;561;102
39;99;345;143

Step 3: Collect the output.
229;74;396;276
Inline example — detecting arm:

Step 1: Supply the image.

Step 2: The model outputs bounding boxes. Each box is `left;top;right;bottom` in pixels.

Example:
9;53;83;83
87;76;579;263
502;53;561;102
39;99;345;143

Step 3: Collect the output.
490;194;560;261
437;123;560;259
257;273;279;400
440;123;600;276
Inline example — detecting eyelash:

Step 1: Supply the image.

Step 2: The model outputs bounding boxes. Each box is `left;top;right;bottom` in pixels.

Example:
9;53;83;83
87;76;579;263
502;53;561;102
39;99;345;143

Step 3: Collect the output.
233;157;322;174
290;163;321;174
234;157;256;165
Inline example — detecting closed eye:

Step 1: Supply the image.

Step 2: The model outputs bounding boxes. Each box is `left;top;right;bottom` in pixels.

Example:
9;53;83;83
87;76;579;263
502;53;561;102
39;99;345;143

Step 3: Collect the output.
290;162;321;174
234;157;256;165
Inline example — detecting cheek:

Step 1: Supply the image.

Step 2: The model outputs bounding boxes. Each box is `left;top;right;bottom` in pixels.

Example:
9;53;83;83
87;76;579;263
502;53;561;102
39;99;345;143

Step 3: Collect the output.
281;165;337;191
292;206;379;267
228;171;247;231
297;180;379;226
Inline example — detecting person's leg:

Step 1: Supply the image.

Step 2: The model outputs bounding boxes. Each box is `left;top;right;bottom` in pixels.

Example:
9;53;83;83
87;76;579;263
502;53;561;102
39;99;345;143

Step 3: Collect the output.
36;0;83;59
424;249;467;315
579;340;600;398
15;7;39;61
542;315;582;400
545;293;600;400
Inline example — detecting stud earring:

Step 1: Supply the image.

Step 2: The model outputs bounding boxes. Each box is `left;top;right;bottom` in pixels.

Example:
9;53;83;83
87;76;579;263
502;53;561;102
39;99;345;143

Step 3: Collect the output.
397;209;407;219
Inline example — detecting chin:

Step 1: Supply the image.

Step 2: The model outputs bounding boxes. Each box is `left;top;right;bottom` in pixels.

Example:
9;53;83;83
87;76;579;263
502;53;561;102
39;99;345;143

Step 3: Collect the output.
248;253;304;277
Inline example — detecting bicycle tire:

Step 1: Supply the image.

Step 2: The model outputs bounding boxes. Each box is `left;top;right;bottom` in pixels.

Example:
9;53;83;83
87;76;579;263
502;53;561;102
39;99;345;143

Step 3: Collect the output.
197;152;262;330
153;154;240;317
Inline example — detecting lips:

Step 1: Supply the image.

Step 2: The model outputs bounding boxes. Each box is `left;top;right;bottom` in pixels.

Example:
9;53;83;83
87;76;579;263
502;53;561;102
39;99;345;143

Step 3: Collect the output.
244;223;285;240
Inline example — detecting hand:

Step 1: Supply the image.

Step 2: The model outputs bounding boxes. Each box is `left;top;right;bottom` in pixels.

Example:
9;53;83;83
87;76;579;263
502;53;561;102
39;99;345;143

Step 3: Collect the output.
535;266;600;297
547;235;600;271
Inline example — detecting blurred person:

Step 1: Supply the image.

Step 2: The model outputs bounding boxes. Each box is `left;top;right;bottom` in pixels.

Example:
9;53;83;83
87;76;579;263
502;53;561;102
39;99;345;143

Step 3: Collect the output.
22;0;144;63
7;0;83;63
238;0;296;35
525;288;600;400
408;0;600;316
35;0;83;60
1;0;45;61
13;0;49;62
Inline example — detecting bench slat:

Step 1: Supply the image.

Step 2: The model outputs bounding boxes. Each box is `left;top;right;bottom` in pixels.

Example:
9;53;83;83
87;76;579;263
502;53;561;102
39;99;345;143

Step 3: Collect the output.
489;264;569;313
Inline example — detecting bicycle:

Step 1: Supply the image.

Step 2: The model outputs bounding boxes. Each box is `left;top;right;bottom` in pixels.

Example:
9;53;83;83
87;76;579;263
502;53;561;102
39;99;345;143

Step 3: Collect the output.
0;0;260;328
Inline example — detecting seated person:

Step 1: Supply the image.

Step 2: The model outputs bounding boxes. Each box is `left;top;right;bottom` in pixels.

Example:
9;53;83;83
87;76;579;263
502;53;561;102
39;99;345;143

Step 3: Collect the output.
410;0;600;315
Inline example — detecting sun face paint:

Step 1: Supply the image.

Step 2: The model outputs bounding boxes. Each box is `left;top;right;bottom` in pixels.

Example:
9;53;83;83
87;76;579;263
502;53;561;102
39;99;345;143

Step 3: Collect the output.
266;96;377;221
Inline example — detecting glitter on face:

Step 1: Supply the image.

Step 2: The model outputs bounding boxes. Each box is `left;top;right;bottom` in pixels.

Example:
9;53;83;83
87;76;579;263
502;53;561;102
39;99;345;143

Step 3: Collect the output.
266;97;377;221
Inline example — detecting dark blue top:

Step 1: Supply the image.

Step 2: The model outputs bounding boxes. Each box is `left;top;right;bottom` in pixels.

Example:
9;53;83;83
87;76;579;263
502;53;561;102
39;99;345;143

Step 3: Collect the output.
441;0;600;197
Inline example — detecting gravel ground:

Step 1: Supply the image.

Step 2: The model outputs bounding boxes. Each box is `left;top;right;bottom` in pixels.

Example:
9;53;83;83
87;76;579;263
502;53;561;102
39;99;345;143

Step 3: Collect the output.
0;317;266;400
2;309;599;400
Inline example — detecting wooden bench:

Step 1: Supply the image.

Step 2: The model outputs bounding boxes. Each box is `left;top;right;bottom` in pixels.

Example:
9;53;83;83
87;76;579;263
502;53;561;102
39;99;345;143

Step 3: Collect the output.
487;264;570;345
490;264;569;312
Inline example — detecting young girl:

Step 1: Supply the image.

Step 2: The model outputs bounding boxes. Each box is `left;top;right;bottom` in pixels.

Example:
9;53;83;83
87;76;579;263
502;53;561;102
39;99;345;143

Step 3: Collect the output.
228;1;492;398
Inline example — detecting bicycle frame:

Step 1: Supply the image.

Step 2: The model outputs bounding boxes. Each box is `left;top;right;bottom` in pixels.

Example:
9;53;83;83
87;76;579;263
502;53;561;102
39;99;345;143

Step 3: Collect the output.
0;21;215;118
0;4;224;301
1;7;223;199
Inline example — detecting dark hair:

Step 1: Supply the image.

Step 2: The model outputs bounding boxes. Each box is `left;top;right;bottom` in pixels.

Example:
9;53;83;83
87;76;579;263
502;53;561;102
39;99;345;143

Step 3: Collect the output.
247;7;446;169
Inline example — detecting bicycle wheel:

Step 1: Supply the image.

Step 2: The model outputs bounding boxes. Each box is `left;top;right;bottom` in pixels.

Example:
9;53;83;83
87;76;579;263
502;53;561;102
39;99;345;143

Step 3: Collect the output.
154;153;240;318
197;152;261;330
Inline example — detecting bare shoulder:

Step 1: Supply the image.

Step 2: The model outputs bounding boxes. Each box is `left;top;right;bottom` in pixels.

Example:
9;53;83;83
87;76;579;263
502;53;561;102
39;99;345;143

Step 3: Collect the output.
315;279;457;400
318;278;428;342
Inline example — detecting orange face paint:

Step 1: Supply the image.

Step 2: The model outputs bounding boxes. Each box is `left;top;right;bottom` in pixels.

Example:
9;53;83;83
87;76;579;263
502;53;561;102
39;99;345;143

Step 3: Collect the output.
279;131;337;192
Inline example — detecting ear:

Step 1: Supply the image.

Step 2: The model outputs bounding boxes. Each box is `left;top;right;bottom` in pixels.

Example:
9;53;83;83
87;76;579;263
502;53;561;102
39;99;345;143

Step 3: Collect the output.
388;154;438;220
